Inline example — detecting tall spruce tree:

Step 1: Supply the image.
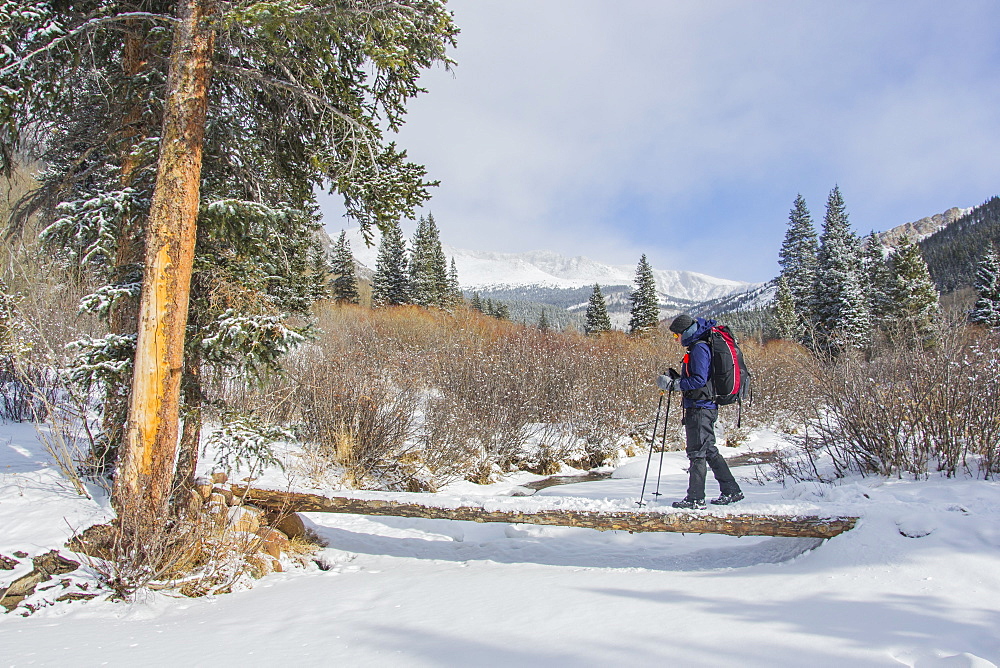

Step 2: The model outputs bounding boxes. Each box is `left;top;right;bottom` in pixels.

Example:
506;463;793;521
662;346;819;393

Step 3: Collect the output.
2;0;457;516
585;283;612;335
886;236;939;339
330;231;359;304
538;309;551;332
409;213;448;308
445;258;462;310
813;186;869;349
777;194;819;322
628;254;660;335
770;276;801;341
861;233;894;321
971;243;1000;328
372;221;410;307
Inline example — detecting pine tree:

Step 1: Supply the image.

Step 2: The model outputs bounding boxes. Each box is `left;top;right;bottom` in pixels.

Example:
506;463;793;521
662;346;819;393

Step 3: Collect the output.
770;276;801;341
886;236;939;339
813;186;869;349
494;302;510;320
470;292;483;312
861;233;894;320
628;254;660;335
585;284;612;335
777;194;819;322
409;213;448;307
445;258;463;309
372;222;410;307
971;243;1000;328
538;309;551;332
330;231;359;304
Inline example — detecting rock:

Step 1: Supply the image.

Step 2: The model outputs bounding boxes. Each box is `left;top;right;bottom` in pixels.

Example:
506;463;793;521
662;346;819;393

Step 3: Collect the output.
255;528;290;559
266;555;283;573
186;489;203;515
13;551;27;559
194;480;214;501
245;554;273;579
209;492;229;507
211;471;229;485
1;551;79;612
206;502;228;525
0;555;18;570
33;551;80;578
227;506;261;534
55;592;99;603
212;487;235;505
269;512;306;539
65;524;115;560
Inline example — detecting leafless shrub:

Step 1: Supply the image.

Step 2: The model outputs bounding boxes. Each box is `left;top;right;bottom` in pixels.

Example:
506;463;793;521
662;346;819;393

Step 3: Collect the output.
803;321;1000;479
520;422;582;475
735;338;820;434
32;392;94;497
567;332;665;467
292;348;419;489
0;360;54;422
75;500;277;601
417;394;483;483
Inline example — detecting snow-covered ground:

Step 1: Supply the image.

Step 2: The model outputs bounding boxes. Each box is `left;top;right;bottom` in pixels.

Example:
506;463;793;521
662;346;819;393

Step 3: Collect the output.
2;422;999;667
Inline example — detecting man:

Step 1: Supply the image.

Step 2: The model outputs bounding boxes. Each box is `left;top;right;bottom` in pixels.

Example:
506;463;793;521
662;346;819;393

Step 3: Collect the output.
656;313;744;510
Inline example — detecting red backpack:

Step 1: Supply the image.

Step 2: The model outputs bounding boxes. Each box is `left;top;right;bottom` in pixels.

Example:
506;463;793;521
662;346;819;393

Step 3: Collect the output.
707;324;752;416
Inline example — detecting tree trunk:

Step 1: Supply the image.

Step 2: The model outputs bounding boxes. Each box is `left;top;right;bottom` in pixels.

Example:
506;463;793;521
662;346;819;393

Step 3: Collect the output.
95;22;155;476
230;486;860;539
171;357;203;497
113;0;215;519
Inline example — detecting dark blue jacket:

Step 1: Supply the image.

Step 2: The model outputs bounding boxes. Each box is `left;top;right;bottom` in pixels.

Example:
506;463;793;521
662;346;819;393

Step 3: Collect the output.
678;317;717;409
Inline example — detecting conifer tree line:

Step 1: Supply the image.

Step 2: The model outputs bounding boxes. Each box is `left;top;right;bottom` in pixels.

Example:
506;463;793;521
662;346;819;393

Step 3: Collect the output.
370;214;463;310
919;196;1000;293
467;291;512;321
774;186;941;349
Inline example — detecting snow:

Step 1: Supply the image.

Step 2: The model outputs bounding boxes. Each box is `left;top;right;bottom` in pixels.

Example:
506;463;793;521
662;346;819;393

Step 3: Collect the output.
2;424;1000;667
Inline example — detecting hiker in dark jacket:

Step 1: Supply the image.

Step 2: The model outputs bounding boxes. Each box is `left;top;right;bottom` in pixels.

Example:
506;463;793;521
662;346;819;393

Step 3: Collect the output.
656;314;743;510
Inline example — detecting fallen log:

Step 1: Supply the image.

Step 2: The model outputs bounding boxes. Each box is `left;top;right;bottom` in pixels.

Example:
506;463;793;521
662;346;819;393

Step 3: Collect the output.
231;486;858;539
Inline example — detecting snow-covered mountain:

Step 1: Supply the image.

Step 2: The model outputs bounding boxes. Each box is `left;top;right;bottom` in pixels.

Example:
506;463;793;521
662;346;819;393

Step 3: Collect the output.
339;227;756;306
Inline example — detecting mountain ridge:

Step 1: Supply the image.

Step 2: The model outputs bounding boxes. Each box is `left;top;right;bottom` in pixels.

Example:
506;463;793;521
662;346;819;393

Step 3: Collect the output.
338;227;756;307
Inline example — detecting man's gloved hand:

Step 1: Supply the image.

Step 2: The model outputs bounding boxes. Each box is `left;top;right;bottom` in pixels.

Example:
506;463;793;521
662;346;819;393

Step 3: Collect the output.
668;368;680;380
656;374;677;392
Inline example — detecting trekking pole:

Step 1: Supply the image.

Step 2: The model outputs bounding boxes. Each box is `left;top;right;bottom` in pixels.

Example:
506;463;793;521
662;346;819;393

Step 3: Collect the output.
651;388;673;498
636;391;664;507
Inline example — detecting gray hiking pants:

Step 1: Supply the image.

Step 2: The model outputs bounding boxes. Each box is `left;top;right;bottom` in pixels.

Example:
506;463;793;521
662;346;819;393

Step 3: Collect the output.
684;407;741;501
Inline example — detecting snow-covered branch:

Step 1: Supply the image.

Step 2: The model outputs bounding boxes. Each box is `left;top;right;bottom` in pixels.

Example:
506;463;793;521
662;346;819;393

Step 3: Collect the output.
1;12;177;77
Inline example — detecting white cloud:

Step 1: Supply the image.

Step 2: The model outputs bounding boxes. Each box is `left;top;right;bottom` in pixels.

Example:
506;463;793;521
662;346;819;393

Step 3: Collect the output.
320;0;1000;282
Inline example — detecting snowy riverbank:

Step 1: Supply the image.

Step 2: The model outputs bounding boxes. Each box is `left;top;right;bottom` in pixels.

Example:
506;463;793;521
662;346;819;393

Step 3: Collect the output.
2;424;999;667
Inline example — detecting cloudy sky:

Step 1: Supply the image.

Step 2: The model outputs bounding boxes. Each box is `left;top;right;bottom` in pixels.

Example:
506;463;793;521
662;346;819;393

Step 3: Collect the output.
320;0;1000;283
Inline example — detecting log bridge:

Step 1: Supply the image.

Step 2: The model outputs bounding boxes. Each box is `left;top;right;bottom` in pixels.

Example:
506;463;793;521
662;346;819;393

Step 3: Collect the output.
231;486;858;539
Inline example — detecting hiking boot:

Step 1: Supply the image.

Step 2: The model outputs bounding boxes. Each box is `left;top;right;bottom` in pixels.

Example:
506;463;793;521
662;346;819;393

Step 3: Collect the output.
711;491;745;506
671;497;707;510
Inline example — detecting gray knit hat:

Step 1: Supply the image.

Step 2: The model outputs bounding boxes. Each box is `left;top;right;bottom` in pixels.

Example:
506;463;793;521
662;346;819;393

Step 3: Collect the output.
668;313;696;334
